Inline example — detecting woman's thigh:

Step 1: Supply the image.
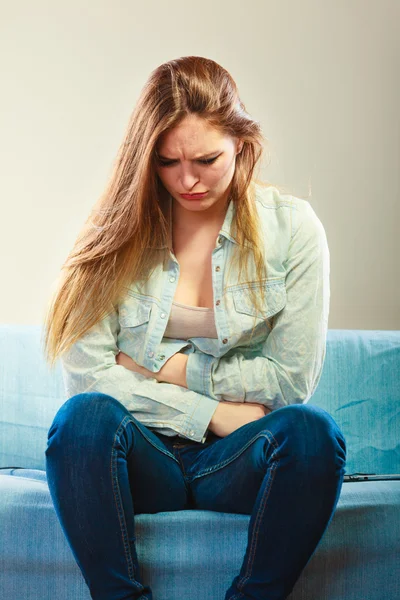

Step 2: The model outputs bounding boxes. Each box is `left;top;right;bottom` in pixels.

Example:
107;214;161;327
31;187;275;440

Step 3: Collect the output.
123;414;193;514
177;403;346;514
47;392;191;515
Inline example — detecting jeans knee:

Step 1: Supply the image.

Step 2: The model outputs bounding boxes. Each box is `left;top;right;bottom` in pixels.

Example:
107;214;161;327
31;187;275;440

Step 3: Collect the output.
300;404;347;467
47;392;131;442
268;403;346;468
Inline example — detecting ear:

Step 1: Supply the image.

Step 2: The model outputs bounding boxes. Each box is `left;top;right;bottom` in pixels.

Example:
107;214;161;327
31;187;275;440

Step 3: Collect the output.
236;139;244;154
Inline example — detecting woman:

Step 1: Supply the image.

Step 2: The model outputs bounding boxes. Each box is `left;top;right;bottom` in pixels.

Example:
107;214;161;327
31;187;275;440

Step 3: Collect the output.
43;56;346;600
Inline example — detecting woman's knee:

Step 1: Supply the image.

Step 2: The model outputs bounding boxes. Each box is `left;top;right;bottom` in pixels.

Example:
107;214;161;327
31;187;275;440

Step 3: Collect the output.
47;392;136;440
263;403;346;465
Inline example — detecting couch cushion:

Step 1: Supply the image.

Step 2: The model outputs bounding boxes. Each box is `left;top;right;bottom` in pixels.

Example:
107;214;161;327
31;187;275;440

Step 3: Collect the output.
0;325;66;471
1;470;399;600
308;329;400;474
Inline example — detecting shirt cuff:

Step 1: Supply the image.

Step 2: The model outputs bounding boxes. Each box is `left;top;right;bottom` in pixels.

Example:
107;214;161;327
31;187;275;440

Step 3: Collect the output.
186;351;215;397
182;394;220;443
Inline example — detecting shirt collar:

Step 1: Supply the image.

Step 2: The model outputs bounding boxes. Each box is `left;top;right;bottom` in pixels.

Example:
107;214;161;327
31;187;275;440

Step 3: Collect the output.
218;196;239;245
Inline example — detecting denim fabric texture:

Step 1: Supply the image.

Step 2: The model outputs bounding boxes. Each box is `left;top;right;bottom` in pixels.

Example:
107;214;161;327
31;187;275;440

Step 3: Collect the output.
45;392;346;600
60;183;330;444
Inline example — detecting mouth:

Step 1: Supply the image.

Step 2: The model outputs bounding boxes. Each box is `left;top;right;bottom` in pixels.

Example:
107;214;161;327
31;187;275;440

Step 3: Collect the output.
179;191;209;200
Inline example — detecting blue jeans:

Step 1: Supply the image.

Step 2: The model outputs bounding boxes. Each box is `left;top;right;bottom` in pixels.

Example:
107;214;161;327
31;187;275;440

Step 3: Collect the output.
45;392;346;600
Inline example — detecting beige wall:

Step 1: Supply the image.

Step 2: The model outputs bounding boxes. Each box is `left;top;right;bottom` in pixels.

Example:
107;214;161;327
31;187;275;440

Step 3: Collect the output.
0;0;399;329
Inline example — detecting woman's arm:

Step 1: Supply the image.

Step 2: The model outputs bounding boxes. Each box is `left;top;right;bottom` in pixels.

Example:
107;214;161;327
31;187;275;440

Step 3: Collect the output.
116;351;188;388
117;351;271;438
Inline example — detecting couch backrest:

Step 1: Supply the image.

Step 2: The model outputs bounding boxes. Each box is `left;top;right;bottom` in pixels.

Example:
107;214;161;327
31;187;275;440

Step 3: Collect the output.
0;325;399;474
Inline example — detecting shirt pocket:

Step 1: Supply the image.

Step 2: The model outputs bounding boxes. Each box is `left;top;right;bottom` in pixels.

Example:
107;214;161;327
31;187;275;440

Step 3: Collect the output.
231;279;287;336
117;295;153;361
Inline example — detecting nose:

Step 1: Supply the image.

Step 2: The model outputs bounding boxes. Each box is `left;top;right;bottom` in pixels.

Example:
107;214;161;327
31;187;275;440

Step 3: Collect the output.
177;164;202;189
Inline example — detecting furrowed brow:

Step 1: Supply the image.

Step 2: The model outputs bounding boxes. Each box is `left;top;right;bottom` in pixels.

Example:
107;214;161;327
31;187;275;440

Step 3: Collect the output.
157;151;220;161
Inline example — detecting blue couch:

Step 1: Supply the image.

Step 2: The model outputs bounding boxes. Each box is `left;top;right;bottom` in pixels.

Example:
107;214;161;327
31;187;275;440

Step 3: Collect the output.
0;326;399;600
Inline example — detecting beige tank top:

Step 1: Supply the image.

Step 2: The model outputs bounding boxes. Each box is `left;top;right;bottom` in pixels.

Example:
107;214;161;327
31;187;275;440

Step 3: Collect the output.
164;300;218;339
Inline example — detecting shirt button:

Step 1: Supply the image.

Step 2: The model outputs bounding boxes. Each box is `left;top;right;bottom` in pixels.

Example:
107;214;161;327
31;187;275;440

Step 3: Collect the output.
190;430;195;436
148;351;155;357
169;277;176;282
216;299;221;306
160;313;166;318
217;236;223;244
215;266;220;272
222;338;228;344
158;354;165;360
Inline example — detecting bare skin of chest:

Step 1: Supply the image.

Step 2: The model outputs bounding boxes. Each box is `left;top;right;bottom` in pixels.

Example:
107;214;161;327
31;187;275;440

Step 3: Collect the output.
172;235;216;309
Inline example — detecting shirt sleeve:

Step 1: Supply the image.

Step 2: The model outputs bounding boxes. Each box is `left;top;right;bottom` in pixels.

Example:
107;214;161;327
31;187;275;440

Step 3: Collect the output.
59;306;219;443
186;200;330;410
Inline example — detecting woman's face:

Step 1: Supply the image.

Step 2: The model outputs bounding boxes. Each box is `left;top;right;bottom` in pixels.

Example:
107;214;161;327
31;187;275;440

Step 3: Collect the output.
155;114;243;215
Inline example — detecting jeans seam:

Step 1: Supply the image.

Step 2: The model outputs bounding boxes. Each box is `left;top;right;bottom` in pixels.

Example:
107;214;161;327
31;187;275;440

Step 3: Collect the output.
226;429;280;600
188;429;276;482
111;415;150;597
130;419;181;465
174;447;189;480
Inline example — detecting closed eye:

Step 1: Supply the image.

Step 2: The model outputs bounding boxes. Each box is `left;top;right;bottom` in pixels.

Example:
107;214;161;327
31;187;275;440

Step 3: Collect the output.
158;156;219;167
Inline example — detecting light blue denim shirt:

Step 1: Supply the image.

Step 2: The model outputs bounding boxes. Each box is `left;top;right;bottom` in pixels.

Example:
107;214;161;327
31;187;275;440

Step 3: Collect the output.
60;183;330;443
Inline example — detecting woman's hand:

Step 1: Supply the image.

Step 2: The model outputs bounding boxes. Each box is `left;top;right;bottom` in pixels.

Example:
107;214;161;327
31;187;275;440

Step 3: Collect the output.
209;401;272;438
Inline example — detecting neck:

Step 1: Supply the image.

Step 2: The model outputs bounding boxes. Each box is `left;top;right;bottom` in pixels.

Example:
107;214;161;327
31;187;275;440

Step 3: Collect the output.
170;193;230;235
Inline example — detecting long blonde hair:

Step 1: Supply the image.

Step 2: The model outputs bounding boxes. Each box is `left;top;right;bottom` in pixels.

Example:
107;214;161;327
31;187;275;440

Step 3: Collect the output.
42;55;298;369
